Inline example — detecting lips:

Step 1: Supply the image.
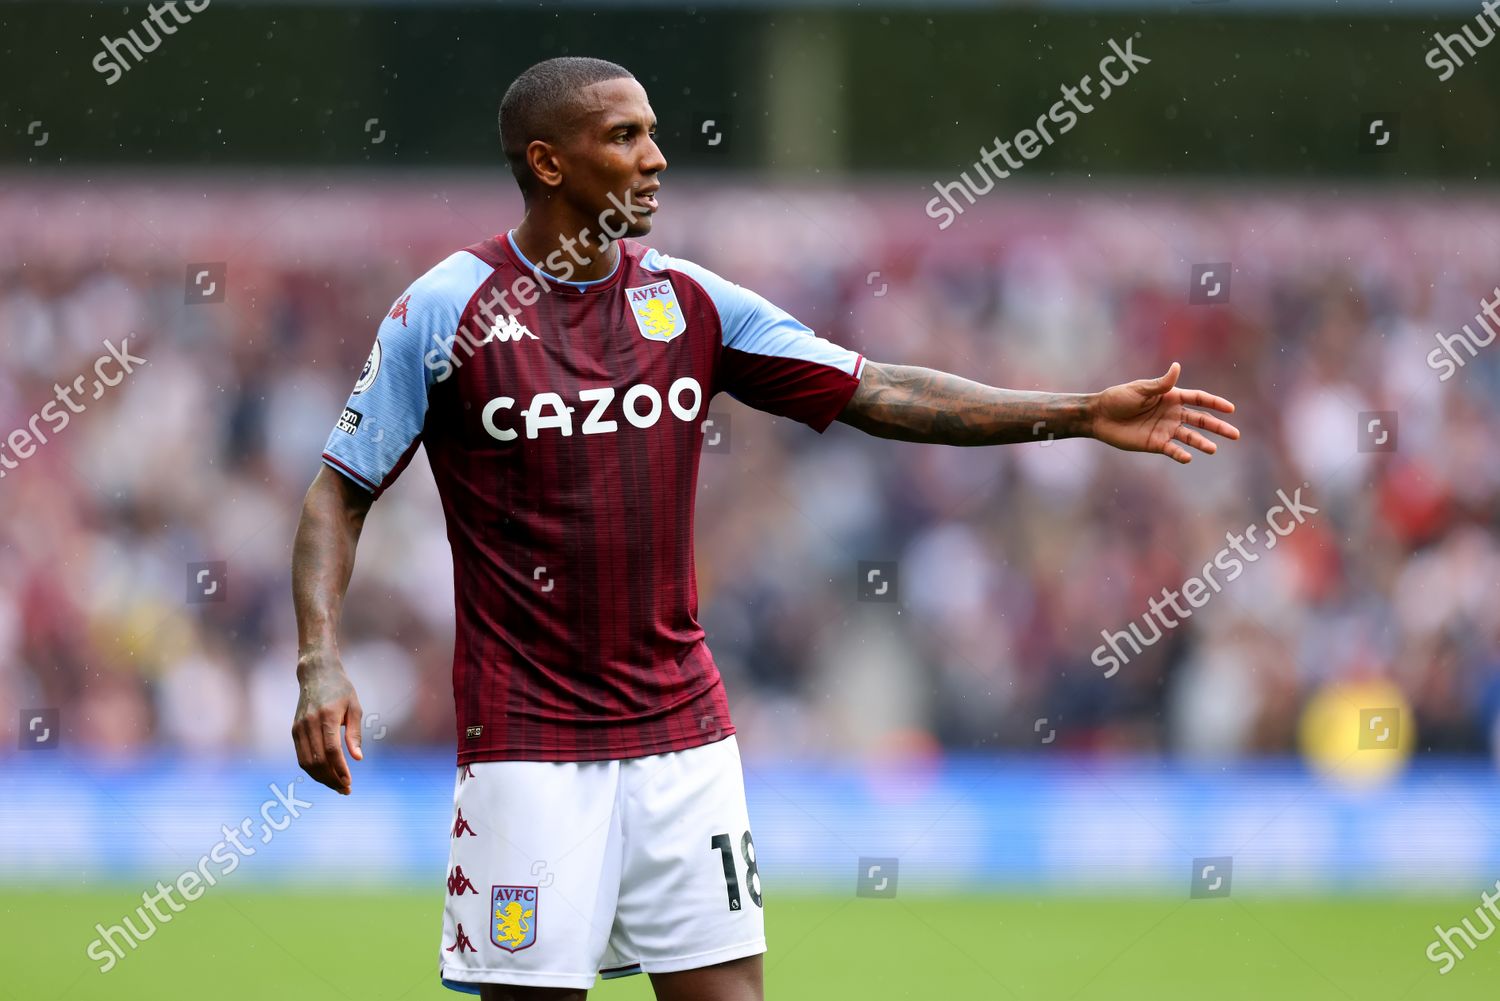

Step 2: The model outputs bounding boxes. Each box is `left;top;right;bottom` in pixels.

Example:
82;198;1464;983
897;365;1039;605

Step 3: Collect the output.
633;186;660;213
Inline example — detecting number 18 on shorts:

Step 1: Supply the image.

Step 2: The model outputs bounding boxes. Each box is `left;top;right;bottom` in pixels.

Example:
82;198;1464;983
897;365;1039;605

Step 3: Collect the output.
439;734;767;993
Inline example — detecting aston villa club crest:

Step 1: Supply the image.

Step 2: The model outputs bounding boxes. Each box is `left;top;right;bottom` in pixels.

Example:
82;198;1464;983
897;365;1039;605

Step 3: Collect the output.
491;885;538;952
626;280;686;343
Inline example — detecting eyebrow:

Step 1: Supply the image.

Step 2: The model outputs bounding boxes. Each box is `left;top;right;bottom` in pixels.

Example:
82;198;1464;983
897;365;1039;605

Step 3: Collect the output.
604;119;657;133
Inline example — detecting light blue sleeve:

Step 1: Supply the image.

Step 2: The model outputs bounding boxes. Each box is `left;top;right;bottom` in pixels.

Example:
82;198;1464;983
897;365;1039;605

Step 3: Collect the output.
640;248;864;432
640;248;861;374
320;251;494;497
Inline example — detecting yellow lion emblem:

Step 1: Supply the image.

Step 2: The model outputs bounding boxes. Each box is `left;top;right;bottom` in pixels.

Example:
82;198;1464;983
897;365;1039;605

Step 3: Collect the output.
493;901;534;948
636;299;679;339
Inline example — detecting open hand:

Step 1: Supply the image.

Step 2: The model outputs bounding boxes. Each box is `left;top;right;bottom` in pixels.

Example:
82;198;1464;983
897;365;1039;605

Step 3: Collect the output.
1091;362;1240;464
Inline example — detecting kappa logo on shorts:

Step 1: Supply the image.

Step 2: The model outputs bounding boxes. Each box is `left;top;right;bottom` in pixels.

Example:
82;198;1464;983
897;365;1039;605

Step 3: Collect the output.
491;885;538;952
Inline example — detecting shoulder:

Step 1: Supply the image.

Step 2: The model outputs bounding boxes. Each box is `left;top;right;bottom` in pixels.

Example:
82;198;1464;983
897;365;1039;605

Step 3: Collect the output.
633;245;768;321
397;249;498;323
633;246;732;294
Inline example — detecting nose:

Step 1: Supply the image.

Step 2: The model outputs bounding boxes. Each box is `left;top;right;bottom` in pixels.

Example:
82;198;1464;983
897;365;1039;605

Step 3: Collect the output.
642;135;667;175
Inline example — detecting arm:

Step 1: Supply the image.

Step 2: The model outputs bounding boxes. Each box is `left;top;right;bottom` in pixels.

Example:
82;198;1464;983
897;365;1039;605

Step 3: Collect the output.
291;465;375;794
837;360;1239;462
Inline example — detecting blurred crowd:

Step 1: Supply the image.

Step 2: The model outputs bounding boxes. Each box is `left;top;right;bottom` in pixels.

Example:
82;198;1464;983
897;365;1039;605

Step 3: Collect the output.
1;179;1497;762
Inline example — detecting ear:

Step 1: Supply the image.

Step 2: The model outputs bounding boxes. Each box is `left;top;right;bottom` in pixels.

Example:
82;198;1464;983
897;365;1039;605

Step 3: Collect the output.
526;139;565;191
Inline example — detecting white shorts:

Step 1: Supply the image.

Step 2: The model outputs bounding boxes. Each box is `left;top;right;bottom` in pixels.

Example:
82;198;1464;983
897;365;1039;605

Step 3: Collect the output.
439;734;766;992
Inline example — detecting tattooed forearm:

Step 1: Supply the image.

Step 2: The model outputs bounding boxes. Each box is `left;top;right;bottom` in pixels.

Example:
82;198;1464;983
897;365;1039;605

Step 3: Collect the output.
836;361;1097;446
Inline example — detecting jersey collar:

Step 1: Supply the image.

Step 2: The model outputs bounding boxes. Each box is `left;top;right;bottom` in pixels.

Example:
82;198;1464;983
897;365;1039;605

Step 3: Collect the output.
503;229;624;294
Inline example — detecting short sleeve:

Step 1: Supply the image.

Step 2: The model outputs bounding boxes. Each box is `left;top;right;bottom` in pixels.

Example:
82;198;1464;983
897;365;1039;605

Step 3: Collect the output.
644;251;865;433
321;251;495;497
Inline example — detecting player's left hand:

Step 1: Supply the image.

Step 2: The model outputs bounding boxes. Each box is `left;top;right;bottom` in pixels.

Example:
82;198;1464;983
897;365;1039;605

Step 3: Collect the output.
1090;362;1240;464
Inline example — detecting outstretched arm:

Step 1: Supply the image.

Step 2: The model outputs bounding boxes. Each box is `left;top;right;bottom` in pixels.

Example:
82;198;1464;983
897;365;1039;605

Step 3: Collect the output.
836;360;1239;463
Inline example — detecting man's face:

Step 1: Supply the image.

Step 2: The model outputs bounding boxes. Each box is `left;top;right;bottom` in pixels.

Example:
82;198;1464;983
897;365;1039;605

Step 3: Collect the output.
555;77;666;238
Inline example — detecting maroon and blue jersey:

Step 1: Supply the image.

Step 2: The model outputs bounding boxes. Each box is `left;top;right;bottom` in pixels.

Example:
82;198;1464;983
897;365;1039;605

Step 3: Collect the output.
321;232;865;762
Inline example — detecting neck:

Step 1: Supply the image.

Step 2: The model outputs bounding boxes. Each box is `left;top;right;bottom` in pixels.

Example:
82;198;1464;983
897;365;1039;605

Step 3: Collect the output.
512;210;620;284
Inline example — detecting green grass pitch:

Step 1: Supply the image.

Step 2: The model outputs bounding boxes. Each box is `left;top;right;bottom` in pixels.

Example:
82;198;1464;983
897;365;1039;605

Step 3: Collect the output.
1;889;1492;999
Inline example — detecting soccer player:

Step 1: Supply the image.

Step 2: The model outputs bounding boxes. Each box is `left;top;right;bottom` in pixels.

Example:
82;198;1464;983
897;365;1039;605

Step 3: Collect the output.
291;57;1240;1001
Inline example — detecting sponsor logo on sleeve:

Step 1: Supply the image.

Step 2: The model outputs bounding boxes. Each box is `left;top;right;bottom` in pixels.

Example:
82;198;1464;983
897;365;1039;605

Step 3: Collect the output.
336;407;363;435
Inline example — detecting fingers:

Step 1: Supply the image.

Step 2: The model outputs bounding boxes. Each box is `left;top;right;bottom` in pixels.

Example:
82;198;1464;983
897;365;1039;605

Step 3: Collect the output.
1163;440;1193;464
1174;387;1236;414
1146;362;1181;396
291;721;313;780
346;698;364;762
321;712;352;794
292;705;353;795
1173;424;1218;455
1181;408;1241;440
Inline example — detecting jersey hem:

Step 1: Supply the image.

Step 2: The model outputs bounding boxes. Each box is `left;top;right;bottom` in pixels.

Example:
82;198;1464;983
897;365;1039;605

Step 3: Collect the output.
320;453;378;493
455;723;737;765
808;353;865;433
637;936;768;975
440;967;596;992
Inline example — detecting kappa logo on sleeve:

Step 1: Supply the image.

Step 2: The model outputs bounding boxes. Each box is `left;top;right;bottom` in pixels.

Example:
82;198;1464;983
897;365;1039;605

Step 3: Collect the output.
388;293;411;326
626;280;686;343
336;407;363;435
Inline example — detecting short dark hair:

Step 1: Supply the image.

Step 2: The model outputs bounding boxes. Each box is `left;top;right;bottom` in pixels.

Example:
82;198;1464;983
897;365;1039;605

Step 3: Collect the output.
498;57;634;195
